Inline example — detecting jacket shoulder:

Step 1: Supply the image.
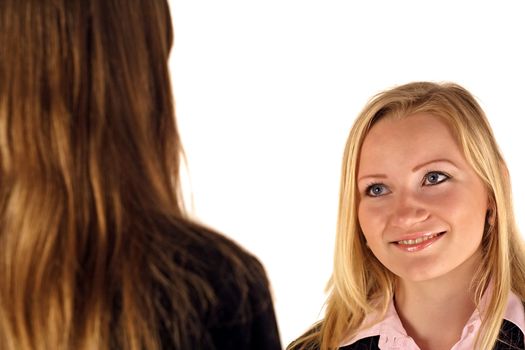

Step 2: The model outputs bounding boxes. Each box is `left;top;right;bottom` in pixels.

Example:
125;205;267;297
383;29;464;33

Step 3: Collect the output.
287;333;379;350
494;318;524;349
339;336;380;350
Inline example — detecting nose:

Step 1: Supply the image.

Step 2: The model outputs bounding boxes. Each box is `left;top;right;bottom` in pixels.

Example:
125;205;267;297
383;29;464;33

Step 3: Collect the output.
389;192;430;229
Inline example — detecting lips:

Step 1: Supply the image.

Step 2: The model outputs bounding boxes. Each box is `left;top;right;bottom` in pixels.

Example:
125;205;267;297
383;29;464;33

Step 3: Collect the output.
391;231;447;252
392;231;446;244
396;231;445;245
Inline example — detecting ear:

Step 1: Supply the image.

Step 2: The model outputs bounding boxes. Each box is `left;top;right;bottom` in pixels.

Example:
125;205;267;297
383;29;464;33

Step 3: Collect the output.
485;195;496;228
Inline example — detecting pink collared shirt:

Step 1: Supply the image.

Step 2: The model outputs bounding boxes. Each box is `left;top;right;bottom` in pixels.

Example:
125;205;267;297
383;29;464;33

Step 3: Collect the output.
340;291;525;350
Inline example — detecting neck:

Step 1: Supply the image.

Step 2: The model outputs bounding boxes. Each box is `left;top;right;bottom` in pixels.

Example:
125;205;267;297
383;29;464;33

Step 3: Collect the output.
394;251;483;350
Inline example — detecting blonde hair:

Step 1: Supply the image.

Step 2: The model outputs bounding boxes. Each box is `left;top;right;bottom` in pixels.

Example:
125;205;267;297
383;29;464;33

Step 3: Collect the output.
0;0;256;349
289;82;525;350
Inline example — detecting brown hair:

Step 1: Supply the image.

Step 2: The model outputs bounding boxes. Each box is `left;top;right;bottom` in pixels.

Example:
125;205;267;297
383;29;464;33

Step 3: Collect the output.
0;1;254;349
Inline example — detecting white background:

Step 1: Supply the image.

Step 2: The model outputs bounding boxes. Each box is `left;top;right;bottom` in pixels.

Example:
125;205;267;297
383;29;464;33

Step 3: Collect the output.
167;1;525;346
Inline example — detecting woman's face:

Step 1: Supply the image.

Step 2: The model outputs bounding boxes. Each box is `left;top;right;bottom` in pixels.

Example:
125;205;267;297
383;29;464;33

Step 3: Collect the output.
356;113;489;282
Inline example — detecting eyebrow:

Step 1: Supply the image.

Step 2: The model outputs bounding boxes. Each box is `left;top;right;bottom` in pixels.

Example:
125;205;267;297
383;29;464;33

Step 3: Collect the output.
357;158;458;183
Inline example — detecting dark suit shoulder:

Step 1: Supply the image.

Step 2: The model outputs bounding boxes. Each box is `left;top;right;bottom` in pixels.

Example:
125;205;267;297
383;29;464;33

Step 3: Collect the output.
161;220;281;349
495;319;524;350
339;336;380;350
287;328;379;350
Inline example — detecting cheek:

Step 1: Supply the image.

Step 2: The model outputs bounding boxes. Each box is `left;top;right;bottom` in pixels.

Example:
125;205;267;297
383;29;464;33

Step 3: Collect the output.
429;185;487;236
358;200;388;242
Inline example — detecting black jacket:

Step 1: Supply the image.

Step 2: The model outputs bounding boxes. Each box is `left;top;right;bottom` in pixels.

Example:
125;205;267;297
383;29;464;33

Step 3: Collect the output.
159;223;282;350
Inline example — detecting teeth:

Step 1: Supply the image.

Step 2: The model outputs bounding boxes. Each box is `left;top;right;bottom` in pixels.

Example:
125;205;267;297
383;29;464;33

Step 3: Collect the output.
397;232;441;245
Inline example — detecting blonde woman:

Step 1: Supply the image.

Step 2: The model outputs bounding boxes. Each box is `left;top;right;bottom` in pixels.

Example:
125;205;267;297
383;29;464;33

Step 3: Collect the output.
289;82;525;349
0;0;281;349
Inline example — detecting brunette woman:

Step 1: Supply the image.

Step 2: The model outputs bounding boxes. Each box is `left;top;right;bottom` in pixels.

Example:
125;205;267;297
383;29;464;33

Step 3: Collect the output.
0;1;281;349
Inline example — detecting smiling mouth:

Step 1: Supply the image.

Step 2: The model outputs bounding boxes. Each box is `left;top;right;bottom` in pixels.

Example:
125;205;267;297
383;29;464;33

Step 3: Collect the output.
395;231;446;245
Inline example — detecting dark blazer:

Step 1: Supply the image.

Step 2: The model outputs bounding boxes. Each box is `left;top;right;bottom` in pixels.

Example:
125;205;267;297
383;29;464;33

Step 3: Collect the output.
159;223;282;350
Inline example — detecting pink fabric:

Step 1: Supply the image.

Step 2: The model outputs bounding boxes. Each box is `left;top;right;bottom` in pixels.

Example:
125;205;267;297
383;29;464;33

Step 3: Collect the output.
340;291;525;350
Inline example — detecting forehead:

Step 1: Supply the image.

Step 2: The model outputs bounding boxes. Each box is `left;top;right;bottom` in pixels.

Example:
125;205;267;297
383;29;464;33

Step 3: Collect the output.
358;113;463;173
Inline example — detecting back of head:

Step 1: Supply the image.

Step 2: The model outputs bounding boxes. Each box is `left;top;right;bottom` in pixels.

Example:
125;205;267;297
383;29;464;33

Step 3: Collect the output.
0;0;180;212
0;1;211;349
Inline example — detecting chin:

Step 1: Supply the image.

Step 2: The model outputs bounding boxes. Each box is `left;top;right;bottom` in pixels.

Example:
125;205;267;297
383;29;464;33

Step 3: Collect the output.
386;259;449;283
396;270;445;283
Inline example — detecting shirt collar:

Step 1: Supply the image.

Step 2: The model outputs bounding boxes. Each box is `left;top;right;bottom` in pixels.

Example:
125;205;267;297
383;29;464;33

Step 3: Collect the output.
340;289;525;349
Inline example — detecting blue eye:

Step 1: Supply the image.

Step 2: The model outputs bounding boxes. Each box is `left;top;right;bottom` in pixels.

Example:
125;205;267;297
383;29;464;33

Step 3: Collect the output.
366;183;390;197
423;171;450;186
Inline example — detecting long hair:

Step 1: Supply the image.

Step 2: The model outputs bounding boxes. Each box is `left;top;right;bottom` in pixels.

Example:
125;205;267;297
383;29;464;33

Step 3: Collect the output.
0;1;253;349
289;82;525;350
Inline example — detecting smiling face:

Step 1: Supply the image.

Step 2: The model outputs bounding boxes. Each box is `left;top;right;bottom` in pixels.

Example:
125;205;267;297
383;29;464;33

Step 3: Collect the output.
357;113;489;282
